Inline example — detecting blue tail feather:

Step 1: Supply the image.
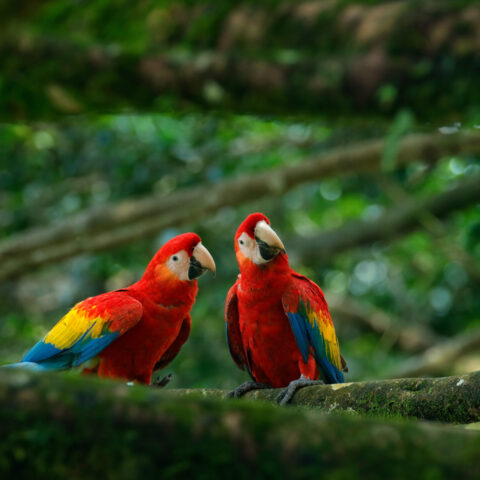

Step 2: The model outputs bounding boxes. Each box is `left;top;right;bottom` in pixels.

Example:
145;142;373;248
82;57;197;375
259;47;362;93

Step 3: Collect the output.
23;340;64;363
3;362;47;370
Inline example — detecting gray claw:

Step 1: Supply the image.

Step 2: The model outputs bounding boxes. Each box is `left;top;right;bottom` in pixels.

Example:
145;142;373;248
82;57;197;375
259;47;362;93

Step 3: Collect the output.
226;381;269;398
152;373;174;388
276;375;324;405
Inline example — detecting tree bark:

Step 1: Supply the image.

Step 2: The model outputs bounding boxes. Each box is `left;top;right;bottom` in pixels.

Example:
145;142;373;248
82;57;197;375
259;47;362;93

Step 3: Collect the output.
1;131;479;282
3;1;480;120
1;369;480;479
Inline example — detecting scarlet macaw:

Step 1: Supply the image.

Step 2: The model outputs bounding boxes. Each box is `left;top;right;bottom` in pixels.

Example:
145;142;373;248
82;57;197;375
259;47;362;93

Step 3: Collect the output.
225;213;347;404
11;233;215;385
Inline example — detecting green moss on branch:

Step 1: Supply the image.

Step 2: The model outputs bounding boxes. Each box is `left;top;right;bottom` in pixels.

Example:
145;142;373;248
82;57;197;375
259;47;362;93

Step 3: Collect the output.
173;370;480;423
1;369;480;479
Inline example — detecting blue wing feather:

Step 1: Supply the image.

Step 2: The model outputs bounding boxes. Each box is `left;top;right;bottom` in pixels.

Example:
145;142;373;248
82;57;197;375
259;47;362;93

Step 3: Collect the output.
286;313;310;363
18;332;120;370
72;332;120;366
316;357;344;383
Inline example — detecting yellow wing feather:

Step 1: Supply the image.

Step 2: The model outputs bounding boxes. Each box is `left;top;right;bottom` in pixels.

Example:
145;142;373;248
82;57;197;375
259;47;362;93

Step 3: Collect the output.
44;304;108;349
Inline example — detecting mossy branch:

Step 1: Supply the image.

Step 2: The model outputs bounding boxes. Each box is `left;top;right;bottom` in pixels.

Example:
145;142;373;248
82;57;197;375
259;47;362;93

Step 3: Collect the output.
173;370;480;424
1;369;480;479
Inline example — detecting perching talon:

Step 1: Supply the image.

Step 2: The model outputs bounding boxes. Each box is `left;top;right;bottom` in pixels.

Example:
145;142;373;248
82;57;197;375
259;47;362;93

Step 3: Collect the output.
152;372;174;388
226;381;270;398
276;375;324;405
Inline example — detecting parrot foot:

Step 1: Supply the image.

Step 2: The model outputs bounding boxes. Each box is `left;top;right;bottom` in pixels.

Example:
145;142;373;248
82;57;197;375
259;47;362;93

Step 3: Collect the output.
152;373;174;388
276;375;324;405
226;381;270;399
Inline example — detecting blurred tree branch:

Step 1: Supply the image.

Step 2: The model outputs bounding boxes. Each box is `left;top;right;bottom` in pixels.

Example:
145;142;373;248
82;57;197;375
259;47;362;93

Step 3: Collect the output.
376;174;480;283
0;132;479;282
392;329;480;378
328;293;444;354
3;1;480;119
293;168;480;263
0;173;102;229
2;370;480;479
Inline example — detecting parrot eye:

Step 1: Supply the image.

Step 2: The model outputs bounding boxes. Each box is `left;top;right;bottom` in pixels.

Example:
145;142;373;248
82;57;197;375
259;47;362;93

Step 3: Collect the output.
239;239;244;245
172;255;178;262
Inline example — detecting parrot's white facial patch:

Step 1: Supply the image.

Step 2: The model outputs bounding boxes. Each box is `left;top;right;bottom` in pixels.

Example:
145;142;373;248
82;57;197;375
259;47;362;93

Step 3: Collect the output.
237;231;269;265
166;249;190;281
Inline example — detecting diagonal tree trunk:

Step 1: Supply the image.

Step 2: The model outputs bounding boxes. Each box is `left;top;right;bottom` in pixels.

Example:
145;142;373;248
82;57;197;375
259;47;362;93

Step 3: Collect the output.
1;131;479;282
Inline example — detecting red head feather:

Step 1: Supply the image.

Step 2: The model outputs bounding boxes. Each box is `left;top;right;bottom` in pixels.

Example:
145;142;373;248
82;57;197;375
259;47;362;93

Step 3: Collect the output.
157;232;201;260
234;212;290;285
235;213;270;242
143;232;201;276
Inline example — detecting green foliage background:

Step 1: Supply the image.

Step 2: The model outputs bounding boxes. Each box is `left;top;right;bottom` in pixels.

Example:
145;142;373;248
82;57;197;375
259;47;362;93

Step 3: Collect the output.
1;113;479;388
1;0;480;389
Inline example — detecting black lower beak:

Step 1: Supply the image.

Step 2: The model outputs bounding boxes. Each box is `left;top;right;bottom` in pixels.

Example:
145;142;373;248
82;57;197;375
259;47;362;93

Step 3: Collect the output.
188;255;206;280
255;237;284;261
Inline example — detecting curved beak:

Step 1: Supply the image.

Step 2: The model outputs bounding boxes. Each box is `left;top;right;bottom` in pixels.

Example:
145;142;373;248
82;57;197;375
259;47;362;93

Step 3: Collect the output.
188;242;216;280
254;221;286;261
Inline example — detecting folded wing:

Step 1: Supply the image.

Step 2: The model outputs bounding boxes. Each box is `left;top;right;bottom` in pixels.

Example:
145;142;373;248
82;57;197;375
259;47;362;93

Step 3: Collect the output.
154;316;191;371
225;281;252;376
22;291;143;370
282;273;345;383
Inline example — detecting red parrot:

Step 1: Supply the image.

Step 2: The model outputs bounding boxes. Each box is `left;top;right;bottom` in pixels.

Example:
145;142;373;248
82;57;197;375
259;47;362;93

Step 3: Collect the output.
225;213;347;404
11;233;215;385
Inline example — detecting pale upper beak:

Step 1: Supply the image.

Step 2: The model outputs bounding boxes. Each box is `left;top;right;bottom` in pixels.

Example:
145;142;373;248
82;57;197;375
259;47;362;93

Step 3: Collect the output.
188;242;216;280
254;220;286;261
